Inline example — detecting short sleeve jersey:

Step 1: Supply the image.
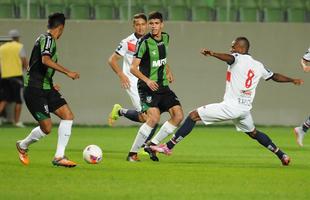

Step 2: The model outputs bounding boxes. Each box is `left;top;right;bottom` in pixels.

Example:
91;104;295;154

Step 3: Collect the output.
134;32;169;91
223;53;274;110
303;48;310;61
24;32;58;90
115;33;139;82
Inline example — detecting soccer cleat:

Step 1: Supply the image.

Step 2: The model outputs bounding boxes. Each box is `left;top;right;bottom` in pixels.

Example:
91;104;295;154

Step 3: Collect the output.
281;154;291;166
138;148;149;156
108;104;122;126
52;156;77;168
293;127;305;147
126;154;140;162
150;144;172;156
16;141;29;165
144;146;159;161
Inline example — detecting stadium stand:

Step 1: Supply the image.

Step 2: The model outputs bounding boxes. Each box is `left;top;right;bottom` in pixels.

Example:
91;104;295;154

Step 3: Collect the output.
93;0;116;20
214;0;238;21
67;0;91;19
117;0;143;20
0;0;15;18
261;0;285;22
16;0;41;19
285;0;307;22
238;0;260;22
142;0;167;20
166;0;190;21
0;0;309;22
43;0;67;19
190;0;215;21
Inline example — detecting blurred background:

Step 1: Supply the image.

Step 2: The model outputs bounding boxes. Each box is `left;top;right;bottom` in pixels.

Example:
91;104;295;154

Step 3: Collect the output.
0;0;309;125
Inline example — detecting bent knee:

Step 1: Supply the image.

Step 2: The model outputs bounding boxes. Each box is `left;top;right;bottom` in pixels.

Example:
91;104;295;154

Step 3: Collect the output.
189;110;199;120
40;125;52;134
63;112;74;120
172;113;184;125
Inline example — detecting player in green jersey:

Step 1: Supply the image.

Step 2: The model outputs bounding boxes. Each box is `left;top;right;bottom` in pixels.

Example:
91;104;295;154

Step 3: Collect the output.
16;13;80;167
128;11;184;162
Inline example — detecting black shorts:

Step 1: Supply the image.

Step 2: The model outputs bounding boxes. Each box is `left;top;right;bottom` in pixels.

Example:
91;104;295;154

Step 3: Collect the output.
0;76;23;103
24;87;67;121
139;87;181;113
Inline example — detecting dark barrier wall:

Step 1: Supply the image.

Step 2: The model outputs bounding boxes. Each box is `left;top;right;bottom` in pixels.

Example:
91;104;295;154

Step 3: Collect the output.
0;20;309;125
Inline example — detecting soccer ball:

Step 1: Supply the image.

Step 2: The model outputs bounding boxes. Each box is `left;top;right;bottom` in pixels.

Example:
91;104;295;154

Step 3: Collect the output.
83;145;103;164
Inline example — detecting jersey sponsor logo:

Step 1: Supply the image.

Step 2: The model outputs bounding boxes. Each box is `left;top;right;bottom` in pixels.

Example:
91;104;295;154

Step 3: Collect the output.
241;90;252;96
127;42;136;52
146;96;152;103
44;104;49;114
157;42;164;46
152;58;167;67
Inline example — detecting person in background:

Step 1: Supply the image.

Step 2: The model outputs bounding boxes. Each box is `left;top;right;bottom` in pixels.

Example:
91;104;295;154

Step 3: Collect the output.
0;29;28;127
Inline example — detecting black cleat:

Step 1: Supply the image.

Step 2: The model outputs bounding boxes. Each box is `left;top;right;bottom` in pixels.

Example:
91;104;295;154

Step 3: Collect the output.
144;146;159;162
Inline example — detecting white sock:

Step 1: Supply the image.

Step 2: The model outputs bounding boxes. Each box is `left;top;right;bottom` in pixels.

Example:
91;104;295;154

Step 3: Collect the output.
130;123;153;153
20;126;46;149
151;121;177;145
55;120;73;158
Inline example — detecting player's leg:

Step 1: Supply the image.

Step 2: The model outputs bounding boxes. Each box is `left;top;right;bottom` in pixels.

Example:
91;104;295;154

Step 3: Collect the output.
294;115;310;147
151;102;232;155
0;79;9;117
143;90;182;160
127;107;160;162
108;85;144;125
151;110;200;155
150;105;183;145
17;88;51;165
12;78;25;127
50;89;76;167
236;112;290;166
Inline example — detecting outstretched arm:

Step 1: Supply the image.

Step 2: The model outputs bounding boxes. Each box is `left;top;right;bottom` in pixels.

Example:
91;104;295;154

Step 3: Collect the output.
130;58;159;91
271;73;303;85
200;48;235;64
300;59;310;72
42;55;79;80
108;52;130;89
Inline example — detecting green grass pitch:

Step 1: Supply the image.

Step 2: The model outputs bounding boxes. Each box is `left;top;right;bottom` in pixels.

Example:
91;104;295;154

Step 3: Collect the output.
0;126;309;199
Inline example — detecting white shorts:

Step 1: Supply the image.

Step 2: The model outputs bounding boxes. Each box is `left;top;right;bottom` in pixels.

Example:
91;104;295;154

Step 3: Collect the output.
126;82;142;112
197;102;255;132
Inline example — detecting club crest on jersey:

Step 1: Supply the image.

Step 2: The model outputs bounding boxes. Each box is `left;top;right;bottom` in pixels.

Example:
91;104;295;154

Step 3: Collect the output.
152;58;167;67
146;96;152;103
44;104;49;114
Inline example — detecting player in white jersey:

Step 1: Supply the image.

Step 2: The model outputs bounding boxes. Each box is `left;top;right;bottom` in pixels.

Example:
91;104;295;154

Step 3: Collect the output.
107;13;159;161
108;13;147;124
151;37;304;166
294;47;310;146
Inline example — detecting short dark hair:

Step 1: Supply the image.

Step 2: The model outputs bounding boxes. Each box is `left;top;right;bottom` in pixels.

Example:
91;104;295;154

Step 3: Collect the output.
235;37;250;52
47;13;65;29
133;13;147;22
148;11;163;22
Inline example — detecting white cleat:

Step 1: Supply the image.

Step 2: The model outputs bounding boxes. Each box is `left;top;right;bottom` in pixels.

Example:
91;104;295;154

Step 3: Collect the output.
293;127;305;147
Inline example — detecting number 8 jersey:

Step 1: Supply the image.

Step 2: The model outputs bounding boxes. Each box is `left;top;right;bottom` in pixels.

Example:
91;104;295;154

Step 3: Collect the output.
223;53;274;110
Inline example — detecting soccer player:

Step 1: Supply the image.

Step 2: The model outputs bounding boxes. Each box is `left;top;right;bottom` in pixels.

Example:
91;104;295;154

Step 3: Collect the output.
108;13;148;126
16;13;80;167
151;37;304;166
128;11;184;162
107;13;160;160
294;47;310;146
